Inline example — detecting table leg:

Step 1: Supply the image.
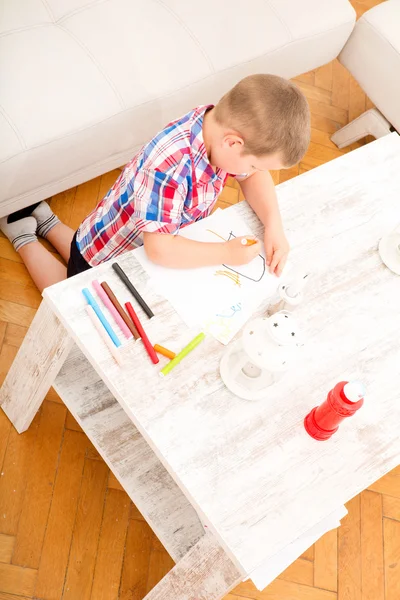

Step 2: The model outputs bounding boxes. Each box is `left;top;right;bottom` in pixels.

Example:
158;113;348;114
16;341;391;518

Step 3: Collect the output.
143;530;243;600
0;299;73;433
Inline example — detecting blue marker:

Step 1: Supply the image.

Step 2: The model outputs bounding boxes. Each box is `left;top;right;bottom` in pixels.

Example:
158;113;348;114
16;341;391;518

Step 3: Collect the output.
82;288;121;347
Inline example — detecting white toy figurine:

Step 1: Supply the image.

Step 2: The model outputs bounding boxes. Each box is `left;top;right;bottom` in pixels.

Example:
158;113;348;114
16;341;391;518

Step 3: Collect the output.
220;311;302;400
268;273;310;315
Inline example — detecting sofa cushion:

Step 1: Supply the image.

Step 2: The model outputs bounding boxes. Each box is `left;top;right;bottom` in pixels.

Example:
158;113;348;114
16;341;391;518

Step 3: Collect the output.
63;1;213;108
0;0;51;32
0;25;121;148
44;0;106;21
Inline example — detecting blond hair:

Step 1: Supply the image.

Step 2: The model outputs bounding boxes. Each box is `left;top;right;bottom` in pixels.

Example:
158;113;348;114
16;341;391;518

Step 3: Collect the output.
214;74;310;167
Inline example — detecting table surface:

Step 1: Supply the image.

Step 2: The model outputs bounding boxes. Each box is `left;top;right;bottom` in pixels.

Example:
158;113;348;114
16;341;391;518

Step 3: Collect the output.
43;133;400;576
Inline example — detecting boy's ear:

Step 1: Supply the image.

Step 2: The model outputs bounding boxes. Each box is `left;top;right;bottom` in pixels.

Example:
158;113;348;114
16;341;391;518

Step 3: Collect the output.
224;133;245;149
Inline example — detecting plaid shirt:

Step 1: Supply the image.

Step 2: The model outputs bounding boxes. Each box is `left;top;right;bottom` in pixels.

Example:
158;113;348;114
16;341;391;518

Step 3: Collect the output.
76;105;231;266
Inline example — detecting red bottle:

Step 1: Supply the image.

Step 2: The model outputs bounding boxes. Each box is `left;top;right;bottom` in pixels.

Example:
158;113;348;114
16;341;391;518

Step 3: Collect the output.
304;381;365;441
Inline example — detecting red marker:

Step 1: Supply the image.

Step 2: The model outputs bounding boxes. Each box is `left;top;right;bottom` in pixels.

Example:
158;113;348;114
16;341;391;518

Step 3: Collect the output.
304;381;365;441
125;302;159;365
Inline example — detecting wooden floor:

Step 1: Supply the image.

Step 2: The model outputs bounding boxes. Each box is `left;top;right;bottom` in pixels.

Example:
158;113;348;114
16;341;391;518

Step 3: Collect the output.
1;2;399;598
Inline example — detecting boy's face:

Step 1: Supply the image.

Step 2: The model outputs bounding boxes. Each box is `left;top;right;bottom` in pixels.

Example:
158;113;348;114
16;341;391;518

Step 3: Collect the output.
211;133;286;175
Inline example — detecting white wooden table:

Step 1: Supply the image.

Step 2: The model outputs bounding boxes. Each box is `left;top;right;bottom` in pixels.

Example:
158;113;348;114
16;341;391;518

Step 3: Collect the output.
1;133;400;599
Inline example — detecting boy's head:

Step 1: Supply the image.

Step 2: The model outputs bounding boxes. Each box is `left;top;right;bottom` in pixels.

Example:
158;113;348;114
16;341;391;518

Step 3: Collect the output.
209;74;310;175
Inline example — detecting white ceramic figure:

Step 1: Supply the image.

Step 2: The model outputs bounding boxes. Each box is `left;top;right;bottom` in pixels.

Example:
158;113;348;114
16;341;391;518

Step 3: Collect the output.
220;311;302;400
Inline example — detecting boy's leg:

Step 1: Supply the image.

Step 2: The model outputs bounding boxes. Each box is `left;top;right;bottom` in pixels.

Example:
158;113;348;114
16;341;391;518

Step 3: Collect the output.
31;202;75;263
44;222;75;265
0;214;69;292
18;242;68;292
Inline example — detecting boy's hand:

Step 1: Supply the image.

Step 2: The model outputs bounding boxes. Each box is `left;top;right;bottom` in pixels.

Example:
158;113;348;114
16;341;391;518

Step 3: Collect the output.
224;236;262;266
264;226;290;276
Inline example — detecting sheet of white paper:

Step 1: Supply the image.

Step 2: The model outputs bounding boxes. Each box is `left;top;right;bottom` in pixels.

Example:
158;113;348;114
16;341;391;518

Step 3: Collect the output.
247;505;348;591
134;210;282;344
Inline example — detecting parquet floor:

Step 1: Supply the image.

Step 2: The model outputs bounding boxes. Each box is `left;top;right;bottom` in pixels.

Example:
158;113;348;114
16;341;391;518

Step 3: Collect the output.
1;1;399;598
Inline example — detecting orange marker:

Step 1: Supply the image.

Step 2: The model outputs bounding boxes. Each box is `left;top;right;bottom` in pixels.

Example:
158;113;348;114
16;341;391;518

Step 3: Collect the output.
154;344;176;360
241;237;258;246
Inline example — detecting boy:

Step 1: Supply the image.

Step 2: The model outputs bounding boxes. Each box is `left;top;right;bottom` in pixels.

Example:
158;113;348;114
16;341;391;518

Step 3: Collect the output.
0;74;310;292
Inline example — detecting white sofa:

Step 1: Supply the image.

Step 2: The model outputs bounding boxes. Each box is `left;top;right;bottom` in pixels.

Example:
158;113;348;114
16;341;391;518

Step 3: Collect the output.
332;0;400;148
0;0;356;217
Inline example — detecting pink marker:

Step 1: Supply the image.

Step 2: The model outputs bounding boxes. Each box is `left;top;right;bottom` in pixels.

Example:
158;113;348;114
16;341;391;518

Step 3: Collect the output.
92;280;133;340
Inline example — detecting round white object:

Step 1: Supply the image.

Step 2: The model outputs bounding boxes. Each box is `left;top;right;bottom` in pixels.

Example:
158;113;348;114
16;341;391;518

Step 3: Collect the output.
379;230;400;275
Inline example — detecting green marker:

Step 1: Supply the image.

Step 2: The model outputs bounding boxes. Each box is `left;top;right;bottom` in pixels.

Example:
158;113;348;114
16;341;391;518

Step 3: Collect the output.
160;333;205;377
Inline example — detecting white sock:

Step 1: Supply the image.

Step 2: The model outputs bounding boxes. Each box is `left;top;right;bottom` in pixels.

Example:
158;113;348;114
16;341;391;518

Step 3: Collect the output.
0;215;38;251
32;201;60;238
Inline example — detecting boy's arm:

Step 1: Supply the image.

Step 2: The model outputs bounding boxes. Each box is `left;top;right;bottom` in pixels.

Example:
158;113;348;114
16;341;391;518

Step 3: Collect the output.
143;231;260;268
238;170;289;276
136;167;261;268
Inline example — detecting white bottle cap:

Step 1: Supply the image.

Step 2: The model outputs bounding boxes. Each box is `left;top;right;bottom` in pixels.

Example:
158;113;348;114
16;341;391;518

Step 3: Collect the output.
343;381;365;403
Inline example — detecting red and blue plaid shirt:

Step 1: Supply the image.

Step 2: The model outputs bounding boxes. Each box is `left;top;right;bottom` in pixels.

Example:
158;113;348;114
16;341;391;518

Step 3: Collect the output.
76;105;231;266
